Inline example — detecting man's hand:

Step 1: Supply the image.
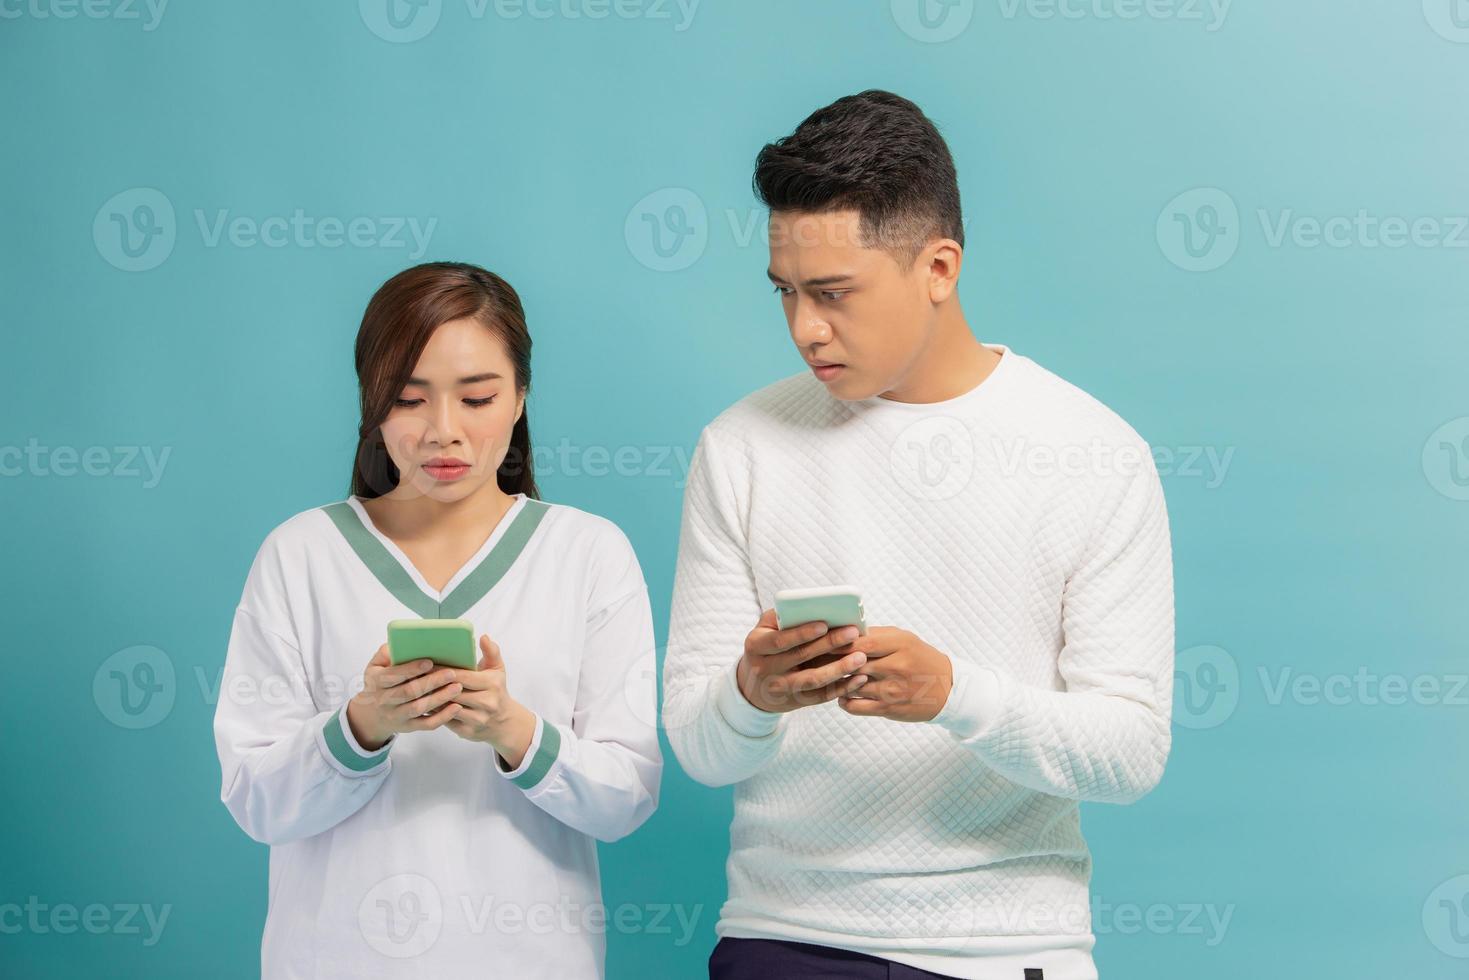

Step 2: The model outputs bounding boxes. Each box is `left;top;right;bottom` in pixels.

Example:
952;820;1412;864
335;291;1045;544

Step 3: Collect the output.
736;608;870;713
837;627;954;723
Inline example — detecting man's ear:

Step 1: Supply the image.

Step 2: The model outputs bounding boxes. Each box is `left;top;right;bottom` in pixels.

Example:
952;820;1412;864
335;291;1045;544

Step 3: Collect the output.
924;238;963;303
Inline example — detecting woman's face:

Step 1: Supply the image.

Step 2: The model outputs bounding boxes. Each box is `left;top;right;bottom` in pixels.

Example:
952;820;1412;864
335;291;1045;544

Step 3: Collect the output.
379;317;524;502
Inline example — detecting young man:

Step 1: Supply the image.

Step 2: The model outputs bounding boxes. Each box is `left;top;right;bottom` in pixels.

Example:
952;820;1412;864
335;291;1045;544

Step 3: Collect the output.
663;90;1175;980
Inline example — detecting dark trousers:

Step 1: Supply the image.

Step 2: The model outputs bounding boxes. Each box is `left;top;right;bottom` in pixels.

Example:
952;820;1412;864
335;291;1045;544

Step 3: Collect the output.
710;937;1044;979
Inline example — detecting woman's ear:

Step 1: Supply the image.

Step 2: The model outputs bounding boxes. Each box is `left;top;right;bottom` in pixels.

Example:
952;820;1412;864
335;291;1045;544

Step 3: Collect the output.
515;391;525;426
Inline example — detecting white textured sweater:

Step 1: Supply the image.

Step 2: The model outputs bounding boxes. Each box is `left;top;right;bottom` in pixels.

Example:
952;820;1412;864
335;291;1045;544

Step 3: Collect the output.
662;344;1174;979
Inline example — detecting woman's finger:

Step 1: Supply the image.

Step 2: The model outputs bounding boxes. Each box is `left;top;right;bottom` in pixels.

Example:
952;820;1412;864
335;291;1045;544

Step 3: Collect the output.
404;700;461;732
387;667;459;705
397;680;463;718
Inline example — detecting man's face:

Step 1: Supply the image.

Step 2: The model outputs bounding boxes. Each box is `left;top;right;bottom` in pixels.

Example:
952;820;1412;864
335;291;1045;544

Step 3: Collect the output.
766;209;937;401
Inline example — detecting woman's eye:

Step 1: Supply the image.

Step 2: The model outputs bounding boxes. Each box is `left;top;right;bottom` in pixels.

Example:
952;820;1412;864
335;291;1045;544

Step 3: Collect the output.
465;397;496;407
394;398;423;408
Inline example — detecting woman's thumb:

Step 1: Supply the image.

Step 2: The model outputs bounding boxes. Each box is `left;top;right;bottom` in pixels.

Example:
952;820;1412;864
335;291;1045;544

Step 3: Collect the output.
478;634;504;670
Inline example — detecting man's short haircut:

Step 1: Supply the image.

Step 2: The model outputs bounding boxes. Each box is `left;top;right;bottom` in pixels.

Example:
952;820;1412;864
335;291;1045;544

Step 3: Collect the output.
753;89;964;266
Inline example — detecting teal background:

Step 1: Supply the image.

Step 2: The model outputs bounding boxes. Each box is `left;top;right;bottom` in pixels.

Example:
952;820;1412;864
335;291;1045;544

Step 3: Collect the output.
4;1;1468;977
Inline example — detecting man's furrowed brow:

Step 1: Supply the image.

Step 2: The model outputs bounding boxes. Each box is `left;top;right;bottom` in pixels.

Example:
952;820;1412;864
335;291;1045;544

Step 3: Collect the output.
766;269;855;287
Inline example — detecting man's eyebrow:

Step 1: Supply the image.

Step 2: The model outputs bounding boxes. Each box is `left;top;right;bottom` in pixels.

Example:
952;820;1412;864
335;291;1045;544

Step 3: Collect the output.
765;269;855;287
404;372;503;385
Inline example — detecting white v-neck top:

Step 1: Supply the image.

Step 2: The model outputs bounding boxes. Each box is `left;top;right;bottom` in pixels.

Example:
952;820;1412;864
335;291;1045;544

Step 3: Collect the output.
213;493;661;979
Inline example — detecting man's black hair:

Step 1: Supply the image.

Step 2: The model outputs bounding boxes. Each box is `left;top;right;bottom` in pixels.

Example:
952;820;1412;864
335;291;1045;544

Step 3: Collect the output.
753;89;964;265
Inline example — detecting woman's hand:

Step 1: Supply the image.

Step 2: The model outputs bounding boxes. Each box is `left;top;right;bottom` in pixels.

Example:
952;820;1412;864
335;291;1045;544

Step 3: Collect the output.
345;645;464;751
444;635;538;771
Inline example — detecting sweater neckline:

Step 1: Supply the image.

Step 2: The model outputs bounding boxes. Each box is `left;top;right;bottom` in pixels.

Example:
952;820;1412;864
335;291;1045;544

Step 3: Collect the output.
850;342;1016;414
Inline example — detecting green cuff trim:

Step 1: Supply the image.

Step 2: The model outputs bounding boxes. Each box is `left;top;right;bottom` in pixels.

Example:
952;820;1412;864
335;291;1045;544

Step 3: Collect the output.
323;707;391;773
510;719;561;791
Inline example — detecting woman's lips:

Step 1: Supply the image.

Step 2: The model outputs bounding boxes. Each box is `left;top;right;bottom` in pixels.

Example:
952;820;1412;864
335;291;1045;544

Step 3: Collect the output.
812;363;845;382
423;463;470;481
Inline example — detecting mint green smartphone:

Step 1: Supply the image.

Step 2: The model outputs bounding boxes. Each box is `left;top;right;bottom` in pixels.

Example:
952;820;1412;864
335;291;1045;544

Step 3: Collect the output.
774;586;866;670
386;619;477;669
774;586;867;635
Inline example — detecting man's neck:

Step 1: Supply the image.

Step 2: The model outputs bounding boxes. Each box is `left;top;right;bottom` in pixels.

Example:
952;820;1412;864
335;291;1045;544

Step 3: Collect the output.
880;311;1001;404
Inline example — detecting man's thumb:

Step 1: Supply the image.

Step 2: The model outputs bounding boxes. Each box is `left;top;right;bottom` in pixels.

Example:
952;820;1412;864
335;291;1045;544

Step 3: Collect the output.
478;634;504;670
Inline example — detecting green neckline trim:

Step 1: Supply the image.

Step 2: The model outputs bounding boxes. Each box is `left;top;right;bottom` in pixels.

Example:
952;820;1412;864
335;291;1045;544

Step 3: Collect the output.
510;719;561;790
322;497;551;619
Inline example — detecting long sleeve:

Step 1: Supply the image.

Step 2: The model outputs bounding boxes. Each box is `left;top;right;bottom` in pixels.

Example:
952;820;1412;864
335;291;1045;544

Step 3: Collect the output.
930;447;1176;804
214;594;397;846
496;530;662;843
662;426;788;788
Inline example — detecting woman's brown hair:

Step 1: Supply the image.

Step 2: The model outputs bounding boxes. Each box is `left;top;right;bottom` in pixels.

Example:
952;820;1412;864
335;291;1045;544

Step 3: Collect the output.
350;261;538;500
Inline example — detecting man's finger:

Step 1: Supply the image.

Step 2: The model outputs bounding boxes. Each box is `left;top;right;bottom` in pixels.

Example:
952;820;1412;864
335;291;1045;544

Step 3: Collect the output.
847;628;901;660
798;672;869;707
785;650;867;692
751;618;831;657
844;678;898;703
838;692;888;716
766;627;861;674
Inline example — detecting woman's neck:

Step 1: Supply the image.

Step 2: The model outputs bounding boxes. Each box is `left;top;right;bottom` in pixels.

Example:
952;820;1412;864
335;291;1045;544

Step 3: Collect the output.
364;482;515;544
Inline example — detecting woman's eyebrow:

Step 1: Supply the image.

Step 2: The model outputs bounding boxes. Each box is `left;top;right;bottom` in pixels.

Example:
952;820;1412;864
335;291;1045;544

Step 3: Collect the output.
404;372;503;385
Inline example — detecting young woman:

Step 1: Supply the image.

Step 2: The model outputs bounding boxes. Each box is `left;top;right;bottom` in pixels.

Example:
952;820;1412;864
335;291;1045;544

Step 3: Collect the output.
213;262;661;978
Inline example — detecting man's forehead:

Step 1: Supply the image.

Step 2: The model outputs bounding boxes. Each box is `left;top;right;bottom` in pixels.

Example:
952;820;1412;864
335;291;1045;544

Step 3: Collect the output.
767;209;869;251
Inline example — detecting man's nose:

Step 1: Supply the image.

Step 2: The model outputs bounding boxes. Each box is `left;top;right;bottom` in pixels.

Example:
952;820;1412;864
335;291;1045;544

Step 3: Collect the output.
788;297;830;350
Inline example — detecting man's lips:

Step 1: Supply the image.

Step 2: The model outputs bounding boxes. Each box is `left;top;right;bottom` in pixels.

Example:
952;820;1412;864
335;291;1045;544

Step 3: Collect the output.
809;361;846;381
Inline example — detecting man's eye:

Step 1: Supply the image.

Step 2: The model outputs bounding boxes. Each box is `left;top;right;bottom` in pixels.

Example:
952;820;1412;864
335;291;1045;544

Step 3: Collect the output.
465;397;496;407
820;291;847;302
772;285;794;297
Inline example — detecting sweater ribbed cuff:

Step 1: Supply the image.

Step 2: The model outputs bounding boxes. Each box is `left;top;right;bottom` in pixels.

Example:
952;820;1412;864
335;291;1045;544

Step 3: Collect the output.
930;657;1003;740
714;662;784;738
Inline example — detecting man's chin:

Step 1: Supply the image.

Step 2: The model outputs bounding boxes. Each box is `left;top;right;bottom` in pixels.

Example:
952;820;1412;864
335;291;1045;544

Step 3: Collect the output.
820;370;878;402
